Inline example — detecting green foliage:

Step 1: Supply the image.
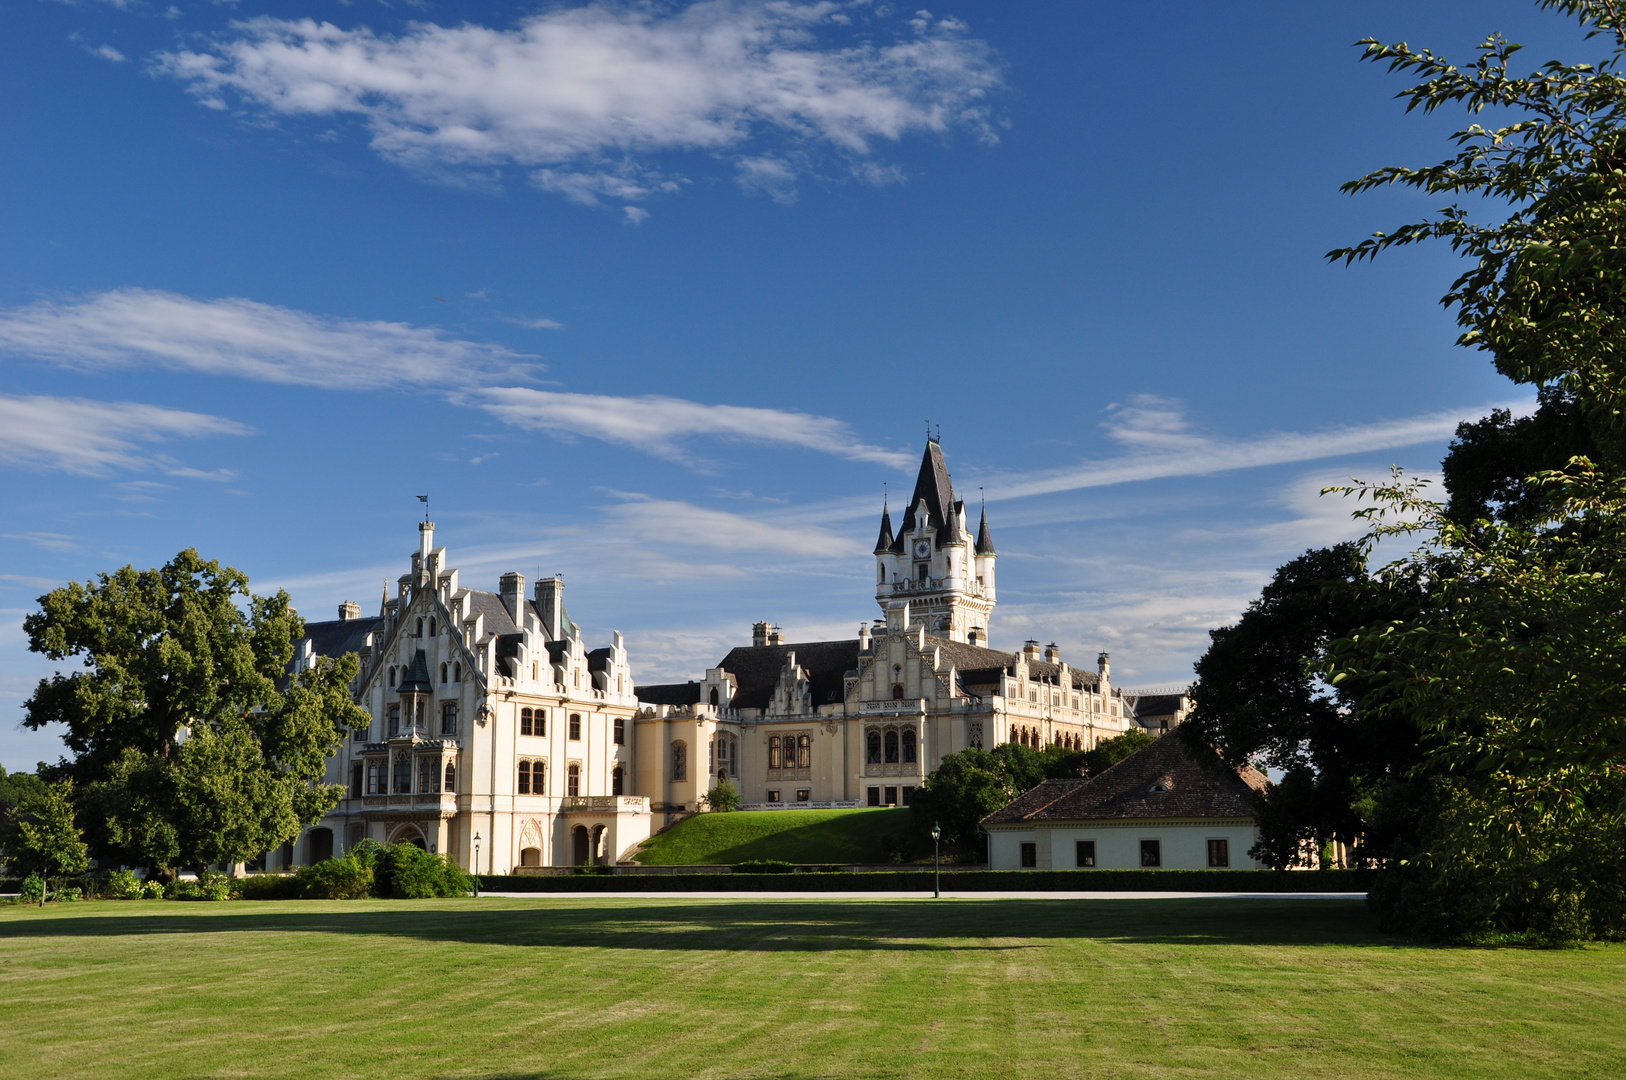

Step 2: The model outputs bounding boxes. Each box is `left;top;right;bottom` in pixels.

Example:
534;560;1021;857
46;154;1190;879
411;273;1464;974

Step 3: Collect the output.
298;856;375;900
733;859;796;874
370;842;473;898
18;875;44;903
0;779;89;891
1441;387;1601;524
105;869;144;900
163;871;232;902
703;775;742;812
236;873;304;901
140;879;164;899
20;549;370;872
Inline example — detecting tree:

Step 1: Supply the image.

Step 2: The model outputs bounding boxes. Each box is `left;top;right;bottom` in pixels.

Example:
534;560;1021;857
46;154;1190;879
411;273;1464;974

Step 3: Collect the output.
22;549;369;872
0;780;89;905
1441;387;1600;524
1182;544;1423;868
703;776;742;812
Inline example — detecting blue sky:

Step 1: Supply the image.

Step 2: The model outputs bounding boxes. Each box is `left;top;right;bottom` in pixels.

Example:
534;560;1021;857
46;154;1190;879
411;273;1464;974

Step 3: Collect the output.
0;1;1584;769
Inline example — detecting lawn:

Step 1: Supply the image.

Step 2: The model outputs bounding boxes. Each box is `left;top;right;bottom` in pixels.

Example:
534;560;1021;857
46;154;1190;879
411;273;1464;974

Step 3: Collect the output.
1;897;1623;1079
632;806;914;864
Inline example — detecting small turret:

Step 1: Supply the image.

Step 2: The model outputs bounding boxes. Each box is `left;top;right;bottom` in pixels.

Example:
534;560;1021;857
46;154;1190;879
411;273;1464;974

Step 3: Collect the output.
976;507;996;556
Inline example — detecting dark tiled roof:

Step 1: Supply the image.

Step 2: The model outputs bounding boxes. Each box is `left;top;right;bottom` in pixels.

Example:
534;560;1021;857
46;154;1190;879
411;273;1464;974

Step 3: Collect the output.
464;589;520;637
982;735;1266;825
1022;658;1102;691
1133;693;1185;717
299;617;379;662
975;507;996;555
397;649;434;693
874;506;895;554
586;646;612;673
922;636;1014;686
894;439;958;551
636;682;702;706
715;640;860;711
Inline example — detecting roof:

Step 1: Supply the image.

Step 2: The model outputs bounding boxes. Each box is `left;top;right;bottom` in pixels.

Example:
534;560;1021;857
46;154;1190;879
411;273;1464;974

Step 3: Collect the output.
397;649;434;693
975;507;996;555
715;639;860;710
299;617;379;663
873;505;895;554
895;440;957;551
586;646;612;673
636;682;703;707
982;734;1267;825
463;589;521;637
1132;693;1185;717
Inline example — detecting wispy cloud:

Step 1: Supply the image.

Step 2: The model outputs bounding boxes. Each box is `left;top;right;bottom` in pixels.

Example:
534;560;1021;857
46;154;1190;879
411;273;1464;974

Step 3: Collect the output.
0;394;251;477
0;288;537;390
471;386;912;467
154;2;1004;204
601;493;863;560
984;394;1519;500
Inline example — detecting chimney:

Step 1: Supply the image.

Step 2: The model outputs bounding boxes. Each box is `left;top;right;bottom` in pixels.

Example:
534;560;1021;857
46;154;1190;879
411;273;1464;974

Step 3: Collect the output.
419;520;435;559
338;600;361;622
535;576;565;640
752;621;771;647
858;622;872;651
499;572;525;624
768;625;785;647
1043;642;1061;663
1097;651;1111;682
1021;639;1042;661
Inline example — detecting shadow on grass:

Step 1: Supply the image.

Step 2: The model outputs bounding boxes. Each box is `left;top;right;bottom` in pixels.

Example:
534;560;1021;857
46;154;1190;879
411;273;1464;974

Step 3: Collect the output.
639;808;912;865
0;897;1392;951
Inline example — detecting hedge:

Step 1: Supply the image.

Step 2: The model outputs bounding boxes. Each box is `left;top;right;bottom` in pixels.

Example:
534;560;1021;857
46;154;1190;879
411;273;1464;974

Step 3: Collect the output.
476;868;1373;893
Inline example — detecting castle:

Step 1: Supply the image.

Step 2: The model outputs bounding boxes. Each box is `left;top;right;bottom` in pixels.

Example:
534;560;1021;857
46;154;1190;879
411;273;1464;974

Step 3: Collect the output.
279;439;1136;873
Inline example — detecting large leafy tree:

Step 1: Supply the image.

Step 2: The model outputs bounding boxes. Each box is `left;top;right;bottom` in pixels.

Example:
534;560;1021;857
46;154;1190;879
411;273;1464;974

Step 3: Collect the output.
23;549;368;872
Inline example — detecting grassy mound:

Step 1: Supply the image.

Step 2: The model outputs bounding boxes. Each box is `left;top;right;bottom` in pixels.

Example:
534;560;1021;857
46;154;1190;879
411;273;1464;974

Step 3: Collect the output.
632;807;911;865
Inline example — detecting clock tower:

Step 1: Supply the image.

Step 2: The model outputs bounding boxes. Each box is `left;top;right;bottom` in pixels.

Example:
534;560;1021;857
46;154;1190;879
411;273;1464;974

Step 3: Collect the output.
872;438;997;645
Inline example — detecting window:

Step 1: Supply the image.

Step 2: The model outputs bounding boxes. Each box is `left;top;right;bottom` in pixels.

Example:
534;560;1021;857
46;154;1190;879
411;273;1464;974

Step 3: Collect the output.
428;618;436;637
1140;839;1162;868
968;721;983;750
796;734;811;768
884;730;899;764
569;713;581;740
766;789;781;803
612;766;624;796
891;682;906;700
901;785;914;806
388;667;396;688
393;753;411;793
613;717;625;745
769;735;783;770
709;687;719;706
414;698;426;730
350;763;362;798
901;729;917;764
444;761;455;792
1020;842;1037;868
419;758;436;794
1076;840;1096;868
388;704;401;736
441;663;448;685
441;702;457;736
366;761;379;795
532;761;546;796
521;707;534;737
884;785;897;806
796;789;810;802
517;762;531;795
867;786;880;807
1207;838;1229;868
866;730;882;765
453;663;461;683
567;763;580;797
672;741;687;782
416;617;424;637
916;563;927;582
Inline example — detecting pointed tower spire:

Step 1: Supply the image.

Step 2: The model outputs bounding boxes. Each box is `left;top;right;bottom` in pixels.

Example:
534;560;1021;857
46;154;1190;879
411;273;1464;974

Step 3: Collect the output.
873;499;895;554
976;505;996;555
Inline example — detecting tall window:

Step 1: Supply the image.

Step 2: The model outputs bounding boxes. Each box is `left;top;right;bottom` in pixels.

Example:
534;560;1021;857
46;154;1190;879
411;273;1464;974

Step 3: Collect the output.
613;717;625;745
612;766;624;796
1020;842;1037;868
567;763;580;797
441;663;448;685
1076;840;1096;868
769;736;783;770
901;729;917;764
366;761;379;795
441;702;457;736
393;753;411;794
414;697;426;730
517;761;531;795
388;703;401;736
866;730;882;765
884;730;900;764
416;617;424;637
1207;839;1229;868
796;734;811;768
443;761;455;793
521;707;534;737
891;682;906;700
453;662;461;683
569;713;581;740
419;758;437;794
533;761;546;795
428;617;436;637
388;667;396;688
1140;840;1162;868
709;687;719;706
672;741;687;782
349;763;362;798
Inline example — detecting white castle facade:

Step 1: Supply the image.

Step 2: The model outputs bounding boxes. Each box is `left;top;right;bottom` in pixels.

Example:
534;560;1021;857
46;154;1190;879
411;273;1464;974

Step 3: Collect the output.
279;440;1135;874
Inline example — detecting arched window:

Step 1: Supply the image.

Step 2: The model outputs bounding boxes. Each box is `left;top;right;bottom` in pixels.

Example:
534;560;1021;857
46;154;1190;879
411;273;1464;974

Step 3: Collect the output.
444;761;455;792
769;736;782;770
866;729;882;765
416;617;424;637
901;729;917;764
440;663;447;684
521;707;534;737
892;683;906;700
453;662;461;683
612;766;624;796
567;762;581;797
517;761;531;794
797;734;811;768
884;730;900;764
388;667;396;688
672;741;687;782
709;687;719;706
418;758;434;793
393;753;411;794
429;617;436;637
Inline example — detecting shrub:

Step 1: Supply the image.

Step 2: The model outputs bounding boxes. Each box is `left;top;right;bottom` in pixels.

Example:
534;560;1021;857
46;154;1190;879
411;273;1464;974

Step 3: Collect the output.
573;863;613;876
164;879;198;900
298;856;374;900
19;875;44;902
198;871;232;901
236;873;303;900
375;842;473;898
704;776;742;813
106;869;144;900
734;859;796;874
57;886;82;902
140;879;164;899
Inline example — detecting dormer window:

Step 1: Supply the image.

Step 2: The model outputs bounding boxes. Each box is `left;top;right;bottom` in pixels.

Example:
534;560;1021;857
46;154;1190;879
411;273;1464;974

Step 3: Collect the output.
1150;777;1174;793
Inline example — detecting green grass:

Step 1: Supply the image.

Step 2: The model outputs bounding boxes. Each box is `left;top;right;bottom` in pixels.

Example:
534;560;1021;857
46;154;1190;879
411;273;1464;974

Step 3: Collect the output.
2;898;1623;1079
632;806;913;864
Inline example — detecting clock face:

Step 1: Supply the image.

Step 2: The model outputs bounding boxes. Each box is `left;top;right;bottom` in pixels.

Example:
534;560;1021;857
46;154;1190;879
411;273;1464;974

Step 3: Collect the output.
914;540;931;559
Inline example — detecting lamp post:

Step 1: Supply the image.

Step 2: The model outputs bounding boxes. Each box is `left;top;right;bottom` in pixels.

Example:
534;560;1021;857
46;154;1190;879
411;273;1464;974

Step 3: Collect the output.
930;823;941;899
473;832;481;898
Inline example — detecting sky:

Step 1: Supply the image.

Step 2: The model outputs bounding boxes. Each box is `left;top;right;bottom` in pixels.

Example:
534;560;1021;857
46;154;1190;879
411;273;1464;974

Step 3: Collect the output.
0;0;1587;770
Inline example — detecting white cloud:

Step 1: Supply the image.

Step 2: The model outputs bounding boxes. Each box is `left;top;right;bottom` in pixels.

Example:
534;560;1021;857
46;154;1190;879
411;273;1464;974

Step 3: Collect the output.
622;205;651;225
0;288;538;391
0;394;251;477
155;2;1004;201
984;394;1526;500
503;315;565;330
94;45;127;63
601;494;863;560
470;385;912;467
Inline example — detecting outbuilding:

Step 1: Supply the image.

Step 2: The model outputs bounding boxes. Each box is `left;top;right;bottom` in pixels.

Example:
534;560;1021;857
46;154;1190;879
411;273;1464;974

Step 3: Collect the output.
982;733;1267;870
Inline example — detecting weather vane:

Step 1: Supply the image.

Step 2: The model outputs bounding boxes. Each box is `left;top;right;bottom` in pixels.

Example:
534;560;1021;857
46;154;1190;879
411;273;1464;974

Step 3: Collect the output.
417;494;429;522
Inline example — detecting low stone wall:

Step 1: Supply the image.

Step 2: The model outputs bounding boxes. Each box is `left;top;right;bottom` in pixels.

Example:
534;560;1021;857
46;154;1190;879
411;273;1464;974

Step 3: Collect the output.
477;868;1373;893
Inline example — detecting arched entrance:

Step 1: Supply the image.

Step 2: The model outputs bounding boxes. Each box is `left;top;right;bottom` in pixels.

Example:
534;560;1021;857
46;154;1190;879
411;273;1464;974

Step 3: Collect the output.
519;847;542;867
571;825;589;866
307;827;334;864
388;823;427;850
590;824;607;866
